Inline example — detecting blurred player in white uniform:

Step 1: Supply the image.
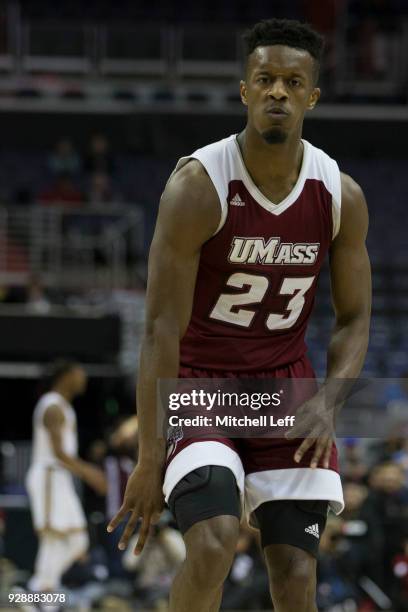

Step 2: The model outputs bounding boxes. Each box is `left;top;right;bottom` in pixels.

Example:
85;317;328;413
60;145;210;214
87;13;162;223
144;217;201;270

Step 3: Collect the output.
26;361;106;593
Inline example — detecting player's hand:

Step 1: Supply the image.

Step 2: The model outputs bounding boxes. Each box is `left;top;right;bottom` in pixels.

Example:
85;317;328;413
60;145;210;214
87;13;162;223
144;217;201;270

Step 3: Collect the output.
82;464;107;496
285;394;335;469
106;463;164;555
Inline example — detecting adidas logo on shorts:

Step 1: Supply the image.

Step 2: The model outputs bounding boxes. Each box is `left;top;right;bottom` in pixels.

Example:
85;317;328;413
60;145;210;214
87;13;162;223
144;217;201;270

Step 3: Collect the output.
305;523;319;539
230;193;245;206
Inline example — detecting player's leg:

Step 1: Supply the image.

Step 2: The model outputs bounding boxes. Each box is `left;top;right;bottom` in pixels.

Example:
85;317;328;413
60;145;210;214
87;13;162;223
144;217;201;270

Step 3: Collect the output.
29;530;88;591
264;544;317;612
255;500;328;612
170;516;239;612
29;534;67;591
55;529;89;576
168;466;241;612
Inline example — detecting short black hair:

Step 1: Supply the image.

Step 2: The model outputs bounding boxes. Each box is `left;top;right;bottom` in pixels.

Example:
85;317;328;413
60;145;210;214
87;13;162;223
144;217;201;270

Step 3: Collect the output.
243;18;324;82
46;359;80;388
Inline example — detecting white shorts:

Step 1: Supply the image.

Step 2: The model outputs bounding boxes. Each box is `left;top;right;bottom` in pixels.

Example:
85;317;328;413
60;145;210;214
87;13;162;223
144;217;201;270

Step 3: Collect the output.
26;464;87;534
163;441;344;524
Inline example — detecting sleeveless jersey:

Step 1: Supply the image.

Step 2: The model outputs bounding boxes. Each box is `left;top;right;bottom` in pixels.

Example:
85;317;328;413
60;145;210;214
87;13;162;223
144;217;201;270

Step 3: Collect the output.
176;134;341;372
31;391;78;467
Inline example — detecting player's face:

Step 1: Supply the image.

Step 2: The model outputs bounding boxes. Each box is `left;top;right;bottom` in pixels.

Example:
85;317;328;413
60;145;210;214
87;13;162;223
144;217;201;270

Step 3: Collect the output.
70;366;88;395
240;45;320;144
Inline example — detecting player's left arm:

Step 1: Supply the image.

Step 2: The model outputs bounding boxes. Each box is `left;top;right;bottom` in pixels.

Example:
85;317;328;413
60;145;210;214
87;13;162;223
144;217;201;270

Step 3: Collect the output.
327;172;371;379
290;173;371;467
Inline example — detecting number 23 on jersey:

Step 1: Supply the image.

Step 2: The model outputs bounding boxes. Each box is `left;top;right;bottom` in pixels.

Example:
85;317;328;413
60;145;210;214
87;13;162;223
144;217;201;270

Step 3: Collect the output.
210;272;315;331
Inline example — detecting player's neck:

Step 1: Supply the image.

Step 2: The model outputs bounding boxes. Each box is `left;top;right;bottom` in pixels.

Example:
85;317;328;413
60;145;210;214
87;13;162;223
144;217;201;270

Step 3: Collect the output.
239;127;303;182
53;384;73;403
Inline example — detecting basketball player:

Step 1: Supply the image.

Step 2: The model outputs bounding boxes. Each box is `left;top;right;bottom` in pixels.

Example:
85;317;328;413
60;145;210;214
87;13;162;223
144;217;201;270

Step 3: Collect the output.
26;360;106;594
108;19;371;612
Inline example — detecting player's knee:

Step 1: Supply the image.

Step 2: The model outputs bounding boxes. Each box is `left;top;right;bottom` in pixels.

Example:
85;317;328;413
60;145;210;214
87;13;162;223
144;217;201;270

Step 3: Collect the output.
185;516;239;589
274;562;314;600
68;531;89;561
268;549;316;608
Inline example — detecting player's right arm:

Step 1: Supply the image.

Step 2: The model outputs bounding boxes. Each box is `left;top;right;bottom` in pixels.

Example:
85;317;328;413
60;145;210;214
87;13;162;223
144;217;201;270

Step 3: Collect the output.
43;404;107;495
107;160;221;553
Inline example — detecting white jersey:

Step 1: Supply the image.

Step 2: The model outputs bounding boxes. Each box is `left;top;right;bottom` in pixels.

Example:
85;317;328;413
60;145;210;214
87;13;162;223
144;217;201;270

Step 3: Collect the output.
26;391;86;533
31;391;78;467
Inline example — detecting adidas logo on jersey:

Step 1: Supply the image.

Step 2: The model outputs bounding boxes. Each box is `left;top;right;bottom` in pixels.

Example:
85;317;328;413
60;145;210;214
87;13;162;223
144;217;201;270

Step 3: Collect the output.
228;237;320;265
230;193;245;206
305;523;320;539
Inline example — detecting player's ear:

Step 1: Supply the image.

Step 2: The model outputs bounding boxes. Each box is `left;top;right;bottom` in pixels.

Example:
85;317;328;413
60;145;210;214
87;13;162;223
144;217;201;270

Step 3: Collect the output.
240;80;248;106
307;87;320;110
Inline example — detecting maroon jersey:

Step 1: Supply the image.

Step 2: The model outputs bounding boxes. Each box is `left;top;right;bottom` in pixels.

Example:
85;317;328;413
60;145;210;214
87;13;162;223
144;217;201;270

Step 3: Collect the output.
177;134;341;372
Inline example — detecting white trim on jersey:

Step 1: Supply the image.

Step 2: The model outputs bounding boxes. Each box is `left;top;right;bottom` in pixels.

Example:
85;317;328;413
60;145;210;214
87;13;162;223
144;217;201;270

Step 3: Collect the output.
170;135;235;236
163;441;344;526
233;137;311;215
305;139;342;239
163;441;246;511
245;466;344;518
171;133;342;241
